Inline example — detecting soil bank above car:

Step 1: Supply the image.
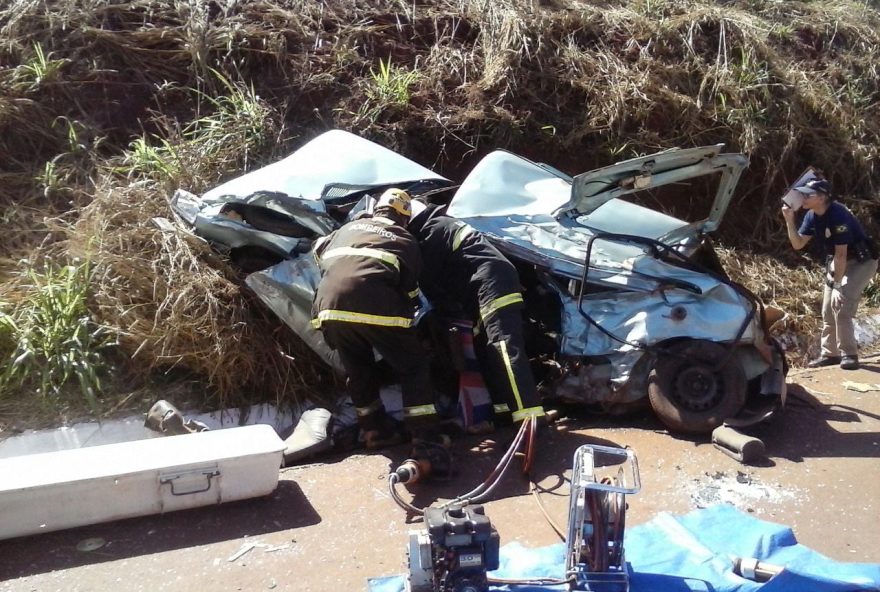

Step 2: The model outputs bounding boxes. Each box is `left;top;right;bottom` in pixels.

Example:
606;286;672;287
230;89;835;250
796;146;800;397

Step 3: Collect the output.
171;130;787;434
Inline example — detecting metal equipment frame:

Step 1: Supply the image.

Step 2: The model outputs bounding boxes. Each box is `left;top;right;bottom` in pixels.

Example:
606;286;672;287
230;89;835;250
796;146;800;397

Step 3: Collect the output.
565;445;641;591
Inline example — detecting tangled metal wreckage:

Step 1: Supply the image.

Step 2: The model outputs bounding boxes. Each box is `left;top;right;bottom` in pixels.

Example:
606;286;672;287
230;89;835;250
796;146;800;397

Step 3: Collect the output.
172;130;787;435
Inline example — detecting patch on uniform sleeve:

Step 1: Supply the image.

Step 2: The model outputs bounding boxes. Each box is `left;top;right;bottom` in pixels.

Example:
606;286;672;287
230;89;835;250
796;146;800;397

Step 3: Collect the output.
833;224;849;235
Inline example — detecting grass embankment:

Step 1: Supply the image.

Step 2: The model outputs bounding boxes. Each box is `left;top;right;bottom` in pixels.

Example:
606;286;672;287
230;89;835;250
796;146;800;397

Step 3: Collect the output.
1;0;879;426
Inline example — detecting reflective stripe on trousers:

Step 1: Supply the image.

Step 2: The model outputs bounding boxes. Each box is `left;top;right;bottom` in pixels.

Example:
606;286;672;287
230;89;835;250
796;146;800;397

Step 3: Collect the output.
499;340;545;421
512;406;545;422
480;304;543;419
311;309;413;329
498;340;523;411
403;404;438;419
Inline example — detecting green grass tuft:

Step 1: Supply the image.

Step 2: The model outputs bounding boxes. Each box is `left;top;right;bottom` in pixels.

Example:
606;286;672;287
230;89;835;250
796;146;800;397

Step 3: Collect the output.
358;58;421;121
0;261;110;413
11;42;68;91
117;69;275;188
122;136;182;182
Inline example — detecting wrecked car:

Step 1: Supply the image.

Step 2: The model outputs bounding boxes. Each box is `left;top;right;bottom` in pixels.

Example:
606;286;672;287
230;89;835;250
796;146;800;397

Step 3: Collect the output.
172;130;787;434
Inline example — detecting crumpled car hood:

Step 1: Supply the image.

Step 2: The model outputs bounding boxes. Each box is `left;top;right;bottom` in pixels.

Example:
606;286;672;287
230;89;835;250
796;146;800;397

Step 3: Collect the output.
202;129;452;203
173;130;454;260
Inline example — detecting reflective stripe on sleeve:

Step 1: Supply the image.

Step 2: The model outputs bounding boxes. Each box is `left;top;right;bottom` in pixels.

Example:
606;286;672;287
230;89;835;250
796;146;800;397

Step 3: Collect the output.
407;287;420;299
452;223;475;251
403;404;437;418
322;246;400;271
312;309;413;328
512;406;545;422
479;292;524;322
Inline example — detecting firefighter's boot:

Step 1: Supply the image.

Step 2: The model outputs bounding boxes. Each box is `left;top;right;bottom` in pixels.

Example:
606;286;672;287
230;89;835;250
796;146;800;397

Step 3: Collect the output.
359;407;406;450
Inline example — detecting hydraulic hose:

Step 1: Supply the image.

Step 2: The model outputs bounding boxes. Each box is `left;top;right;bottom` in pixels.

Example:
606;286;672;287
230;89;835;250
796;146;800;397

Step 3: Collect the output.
486;575;574;586
387;472;426;516
443;417;531;507
387;417;535;515
389;417;576;588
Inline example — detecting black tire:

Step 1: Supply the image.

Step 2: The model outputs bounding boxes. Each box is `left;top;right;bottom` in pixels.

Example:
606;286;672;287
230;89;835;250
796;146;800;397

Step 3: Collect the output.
648;340;746;434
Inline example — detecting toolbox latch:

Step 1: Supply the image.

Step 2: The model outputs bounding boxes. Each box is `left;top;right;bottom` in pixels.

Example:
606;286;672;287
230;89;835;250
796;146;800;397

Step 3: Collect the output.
159;464;220;496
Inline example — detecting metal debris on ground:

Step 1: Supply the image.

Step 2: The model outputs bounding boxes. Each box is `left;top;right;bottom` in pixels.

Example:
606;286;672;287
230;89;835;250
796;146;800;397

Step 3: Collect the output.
687;471;797;510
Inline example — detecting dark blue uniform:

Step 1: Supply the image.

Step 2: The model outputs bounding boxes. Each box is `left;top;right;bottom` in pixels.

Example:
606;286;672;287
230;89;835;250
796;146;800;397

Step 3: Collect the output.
409;205;544;423
798;202;869;258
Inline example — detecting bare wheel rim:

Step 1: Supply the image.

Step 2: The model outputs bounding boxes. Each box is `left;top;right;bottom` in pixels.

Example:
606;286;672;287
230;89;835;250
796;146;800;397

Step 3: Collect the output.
648;339;747;434
673;364;723;412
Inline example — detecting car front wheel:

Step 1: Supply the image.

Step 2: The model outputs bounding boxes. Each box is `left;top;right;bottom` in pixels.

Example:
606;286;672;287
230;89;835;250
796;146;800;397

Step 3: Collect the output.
647;339;746;434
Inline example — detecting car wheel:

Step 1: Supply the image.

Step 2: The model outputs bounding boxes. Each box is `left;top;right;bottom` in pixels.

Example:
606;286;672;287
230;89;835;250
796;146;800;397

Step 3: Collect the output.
647;340;746;434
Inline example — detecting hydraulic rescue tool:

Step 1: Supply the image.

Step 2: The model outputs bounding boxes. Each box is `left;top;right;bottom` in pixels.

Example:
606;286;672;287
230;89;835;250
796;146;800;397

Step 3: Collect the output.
393;440;455;487
565;445;641;591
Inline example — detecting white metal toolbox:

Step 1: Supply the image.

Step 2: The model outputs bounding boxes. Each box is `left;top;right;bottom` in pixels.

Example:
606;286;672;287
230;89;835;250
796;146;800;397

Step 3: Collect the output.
0;424;285;540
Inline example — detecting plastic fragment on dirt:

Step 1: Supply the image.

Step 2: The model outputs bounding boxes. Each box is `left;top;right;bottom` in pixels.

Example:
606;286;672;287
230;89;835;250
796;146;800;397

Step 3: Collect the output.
76;537;106;552
842;381;880;393
227;541;289;562
227;542;259;562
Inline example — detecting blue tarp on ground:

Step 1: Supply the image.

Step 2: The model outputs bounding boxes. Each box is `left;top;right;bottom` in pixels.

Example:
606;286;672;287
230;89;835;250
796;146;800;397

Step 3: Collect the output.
369;505;880;591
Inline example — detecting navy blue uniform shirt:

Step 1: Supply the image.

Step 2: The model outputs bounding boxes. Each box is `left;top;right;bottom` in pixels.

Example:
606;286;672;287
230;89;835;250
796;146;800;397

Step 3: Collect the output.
798;201;868;258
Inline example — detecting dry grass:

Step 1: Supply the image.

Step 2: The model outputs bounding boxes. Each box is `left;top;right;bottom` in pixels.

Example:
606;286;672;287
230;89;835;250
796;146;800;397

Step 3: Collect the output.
716;246;824;364
64;181;328;412
1;0;879;422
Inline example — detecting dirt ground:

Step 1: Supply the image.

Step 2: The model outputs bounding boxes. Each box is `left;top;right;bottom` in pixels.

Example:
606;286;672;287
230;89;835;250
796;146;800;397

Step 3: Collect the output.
2;356;879;592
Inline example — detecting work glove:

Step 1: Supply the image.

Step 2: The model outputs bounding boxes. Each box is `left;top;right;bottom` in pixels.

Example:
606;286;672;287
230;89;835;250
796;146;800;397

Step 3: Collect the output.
831;287;846;311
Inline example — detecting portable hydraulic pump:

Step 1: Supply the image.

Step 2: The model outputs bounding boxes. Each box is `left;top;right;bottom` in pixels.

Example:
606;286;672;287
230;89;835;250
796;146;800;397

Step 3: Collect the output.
407;504;500;592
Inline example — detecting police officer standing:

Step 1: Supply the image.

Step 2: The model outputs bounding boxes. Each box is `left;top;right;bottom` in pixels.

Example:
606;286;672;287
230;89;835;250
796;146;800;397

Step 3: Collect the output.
781;178;878;370
312;188;438;447
408;203;546;427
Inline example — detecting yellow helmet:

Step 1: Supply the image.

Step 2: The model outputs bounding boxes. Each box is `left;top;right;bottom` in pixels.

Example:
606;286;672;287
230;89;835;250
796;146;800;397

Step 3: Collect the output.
376;188;412;219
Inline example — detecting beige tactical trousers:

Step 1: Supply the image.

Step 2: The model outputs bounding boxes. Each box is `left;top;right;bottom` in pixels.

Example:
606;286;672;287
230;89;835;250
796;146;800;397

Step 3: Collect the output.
821;257;878;357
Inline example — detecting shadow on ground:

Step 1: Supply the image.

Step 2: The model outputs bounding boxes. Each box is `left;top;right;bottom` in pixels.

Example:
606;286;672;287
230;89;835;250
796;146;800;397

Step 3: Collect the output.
0;479;319;580
748;382;880;463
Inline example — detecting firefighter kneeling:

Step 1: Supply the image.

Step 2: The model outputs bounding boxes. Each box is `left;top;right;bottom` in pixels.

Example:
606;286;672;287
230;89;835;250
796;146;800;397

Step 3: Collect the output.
312;188;441;448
